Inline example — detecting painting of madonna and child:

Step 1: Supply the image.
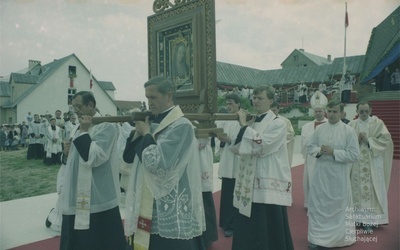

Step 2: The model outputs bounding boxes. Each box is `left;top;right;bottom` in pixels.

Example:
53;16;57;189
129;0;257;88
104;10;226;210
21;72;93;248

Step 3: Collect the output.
170;41;193;91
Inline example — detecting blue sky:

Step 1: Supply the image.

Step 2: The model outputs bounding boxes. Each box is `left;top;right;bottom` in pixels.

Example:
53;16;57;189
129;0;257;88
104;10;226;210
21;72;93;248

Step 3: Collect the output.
0;0;398;102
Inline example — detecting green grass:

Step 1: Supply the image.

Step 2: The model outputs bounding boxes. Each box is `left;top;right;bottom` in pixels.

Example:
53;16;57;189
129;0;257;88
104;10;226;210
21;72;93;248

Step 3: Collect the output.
0;148;58;202
0;147;220;202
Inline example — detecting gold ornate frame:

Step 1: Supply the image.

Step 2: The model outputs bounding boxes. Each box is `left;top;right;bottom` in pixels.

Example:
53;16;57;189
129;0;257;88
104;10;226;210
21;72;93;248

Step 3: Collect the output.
148;0;217;113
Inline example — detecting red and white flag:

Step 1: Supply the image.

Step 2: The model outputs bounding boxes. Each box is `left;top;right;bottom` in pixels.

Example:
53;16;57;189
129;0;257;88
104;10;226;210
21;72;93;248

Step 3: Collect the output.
89;70;93;89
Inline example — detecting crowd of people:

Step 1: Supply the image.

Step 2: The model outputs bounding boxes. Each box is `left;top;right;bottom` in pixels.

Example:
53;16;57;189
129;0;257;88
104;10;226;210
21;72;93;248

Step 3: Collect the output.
376;67;400;92
211;88;393;250
0;122;29;151
3;77;394;250
218;86;253;102
1;111;80;166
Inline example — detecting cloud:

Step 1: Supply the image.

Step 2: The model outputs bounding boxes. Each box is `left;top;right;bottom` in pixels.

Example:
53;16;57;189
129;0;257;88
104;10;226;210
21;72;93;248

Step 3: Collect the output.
219;0;247;5
117;0;145;5
1;0;398;102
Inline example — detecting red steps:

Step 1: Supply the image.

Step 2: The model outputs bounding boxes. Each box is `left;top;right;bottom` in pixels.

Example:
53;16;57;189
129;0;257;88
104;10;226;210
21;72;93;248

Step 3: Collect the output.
370;100;400;159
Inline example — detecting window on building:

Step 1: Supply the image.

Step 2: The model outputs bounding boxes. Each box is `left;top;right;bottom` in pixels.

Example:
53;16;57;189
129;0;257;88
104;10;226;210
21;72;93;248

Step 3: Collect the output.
68;88;76;104
69;66;77;77
293;55;298;61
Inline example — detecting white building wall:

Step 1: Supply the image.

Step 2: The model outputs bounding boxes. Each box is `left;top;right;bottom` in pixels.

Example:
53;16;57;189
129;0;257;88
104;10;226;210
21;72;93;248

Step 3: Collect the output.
15;56;117;123
106;90;114;100
12;82;34;100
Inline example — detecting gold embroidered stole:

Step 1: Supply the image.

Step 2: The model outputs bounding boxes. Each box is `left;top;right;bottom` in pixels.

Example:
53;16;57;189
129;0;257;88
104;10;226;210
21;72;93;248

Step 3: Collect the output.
233;155;257;217
74;161;92;230
133;106;184;250
233;114;272;217
133;184;154;250
73;125;92;230
350;118;393;215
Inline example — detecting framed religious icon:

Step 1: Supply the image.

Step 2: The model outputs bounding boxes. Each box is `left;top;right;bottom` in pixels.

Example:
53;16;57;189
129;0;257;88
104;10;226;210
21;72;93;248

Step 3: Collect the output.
148;0;217;113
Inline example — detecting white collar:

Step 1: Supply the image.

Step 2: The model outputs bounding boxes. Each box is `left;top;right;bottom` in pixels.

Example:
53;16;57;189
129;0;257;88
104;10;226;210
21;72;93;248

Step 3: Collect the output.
160;106;175;114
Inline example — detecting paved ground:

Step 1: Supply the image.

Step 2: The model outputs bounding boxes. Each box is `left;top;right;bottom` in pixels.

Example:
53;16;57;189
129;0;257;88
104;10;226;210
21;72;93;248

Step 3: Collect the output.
0;136;305;250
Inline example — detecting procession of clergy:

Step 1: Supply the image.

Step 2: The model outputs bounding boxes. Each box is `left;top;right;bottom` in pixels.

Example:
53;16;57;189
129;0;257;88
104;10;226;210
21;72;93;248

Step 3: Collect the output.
46;76;393;250
301;92;393;249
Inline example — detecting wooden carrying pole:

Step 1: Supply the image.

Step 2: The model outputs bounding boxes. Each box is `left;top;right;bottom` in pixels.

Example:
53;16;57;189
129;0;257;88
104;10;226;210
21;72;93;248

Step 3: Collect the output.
92;112;254;138
91;112;254;124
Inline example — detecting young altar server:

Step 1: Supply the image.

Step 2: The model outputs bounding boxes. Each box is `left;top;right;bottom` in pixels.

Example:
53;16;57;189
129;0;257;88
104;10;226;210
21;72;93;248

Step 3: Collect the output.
230;85;294;250
307;100;360;249
214;93;241;238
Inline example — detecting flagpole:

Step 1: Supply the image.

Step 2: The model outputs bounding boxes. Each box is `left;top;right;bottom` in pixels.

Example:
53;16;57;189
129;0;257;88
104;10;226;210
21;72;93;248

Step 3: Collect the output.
342;2;348;80
89;69;93;91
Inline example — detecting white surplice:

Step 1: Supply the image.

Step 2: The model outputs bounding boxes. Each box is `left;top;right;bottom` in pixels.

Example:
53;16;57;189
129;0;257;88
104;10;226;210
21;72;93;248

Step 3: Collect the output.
28;121;44;144
44;125;62;158
230;111;292;217
198;138;214;192
215;120;241;179
124;106;205;240
279;115;295;167
301;118;327;207
307;121;360;247
64;120;79;140
62;113;120;217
